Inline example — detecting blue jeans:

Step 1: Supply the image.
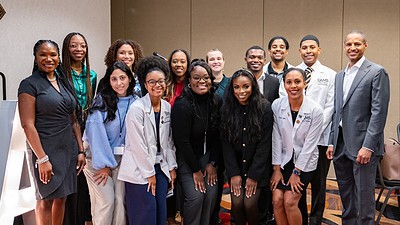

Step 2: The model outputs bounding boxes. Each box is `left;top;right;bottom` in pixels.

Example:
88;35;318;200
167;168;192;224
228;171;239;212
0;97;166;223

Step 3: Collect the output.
125;164;168;225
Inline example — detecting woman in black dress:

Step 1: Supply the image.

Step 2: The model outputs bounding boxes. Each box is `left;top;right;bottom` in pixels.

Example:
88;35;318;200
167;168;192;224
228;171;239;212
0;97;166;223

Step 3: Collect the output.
18;40;85;225
220;69;273;225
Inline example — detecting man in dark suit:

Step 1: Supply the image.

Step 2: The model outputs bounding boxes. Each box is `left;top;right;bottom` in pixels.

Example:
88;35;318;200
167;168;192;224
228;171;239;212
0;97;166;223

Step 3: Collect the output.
327;30;390;225
245;46;279;225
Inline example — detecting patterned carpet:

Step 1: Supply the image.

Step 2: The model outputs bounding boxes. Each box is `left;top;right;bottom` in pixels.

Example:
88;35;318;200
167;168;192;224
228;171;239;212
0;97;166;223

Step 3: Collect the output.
218;179;400;225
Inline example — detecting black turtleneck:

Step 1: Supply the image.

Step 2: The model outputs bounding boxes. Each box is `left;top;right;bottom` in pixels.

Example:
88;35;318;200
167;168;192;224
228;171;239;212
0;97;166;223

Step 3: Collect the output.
171;89;220;173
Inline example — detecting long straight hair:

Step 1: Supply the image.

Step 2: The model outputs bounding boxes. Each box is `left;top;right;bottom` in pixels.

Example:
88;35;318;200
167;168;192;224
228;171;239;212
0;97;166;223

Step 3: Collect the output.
220;69;267;143
89;61;136;123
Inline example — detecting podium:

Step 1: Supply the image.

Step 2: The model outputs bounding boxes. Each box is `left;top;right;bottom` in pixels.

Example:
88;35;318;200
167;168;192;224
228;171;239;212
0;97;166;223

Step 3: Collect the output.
0;101;36;225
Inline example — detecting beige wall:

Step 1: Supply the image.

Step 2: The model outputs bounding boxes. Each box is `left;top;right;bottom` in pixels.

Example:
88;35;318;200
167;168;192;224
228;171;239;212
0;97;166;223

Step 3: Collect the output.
112;0;399;138
0;0;111;101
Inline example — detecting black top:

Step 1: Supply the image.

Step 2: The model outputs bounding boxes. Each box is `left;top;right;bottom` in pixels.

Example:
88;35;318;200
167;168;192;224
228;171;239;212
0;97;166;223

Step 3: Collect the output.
171;89;220;173
221;102;273;187
262;75;280;104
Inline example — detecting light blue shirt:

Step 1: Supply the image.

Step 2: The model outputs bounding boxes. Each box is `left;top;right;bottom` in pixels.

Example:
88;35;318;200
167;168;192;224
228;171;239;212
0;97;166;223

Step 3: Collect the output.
83;95;137;170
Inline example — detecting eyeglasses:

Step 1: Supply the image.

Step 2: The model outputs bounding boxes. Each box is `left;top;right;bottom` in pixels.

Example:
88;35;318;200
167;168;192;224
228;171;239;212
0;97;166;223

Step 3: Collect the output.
146;79;166;87
191;75;210;82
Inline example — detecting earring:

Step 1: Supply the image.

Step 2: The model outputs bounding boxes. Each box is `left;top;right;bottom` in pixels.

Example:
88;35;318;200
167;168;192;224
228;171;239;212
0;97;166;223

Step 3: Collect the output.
187;83;191;89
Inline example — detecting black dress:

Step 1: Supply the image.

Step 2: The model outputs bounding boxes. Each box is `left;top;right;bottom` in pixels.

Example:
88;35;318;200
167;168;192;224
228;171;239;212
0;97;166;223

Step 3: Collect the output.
18;71;78;199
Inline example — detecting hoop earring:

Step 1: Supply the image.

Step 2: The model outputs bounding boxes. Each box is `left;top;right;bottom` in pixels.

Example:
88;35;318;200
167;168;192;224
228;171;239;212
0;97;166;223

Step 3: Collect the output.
188;83;191;89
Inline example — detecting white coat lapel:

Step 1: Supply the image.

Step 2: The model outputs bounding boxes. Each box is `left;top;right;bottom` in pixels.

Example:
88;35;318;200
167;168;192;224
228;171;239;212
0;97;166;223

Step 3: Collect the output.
144;94;157;136
159;102;169;142
293;103;306;137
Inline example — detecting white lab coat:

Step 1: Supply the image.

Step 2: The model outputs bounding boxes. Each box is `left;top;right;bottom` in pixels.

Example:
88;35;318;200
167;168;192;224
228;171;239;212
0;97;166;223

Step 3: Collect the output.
118;94;177;184
272;96;323;172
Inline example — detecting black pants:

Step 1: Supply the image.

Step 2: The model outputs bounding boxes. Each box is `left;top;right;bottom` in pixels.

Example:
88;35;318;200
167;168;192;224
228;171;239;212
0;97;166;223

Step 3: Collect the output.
299;145;330;225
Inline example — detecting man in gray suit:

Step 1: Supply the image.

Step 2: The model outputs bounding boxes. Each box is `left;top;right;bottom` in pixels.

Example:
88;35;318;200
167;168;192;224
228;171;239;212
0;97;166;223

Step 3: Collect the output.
327;30;390;225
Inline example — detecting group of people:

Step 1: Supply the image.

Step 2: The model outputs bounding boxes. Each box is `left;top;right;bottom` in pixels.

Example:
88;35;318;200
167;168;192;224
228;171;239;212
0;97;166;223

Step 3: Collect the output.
17;30;390;225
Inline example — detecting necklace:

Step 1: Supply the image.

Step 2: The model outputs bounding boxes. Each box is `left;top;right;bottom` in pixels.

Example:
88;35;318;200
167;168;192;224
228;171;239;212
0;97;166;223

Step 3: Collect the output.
71;65;82;70
47;76;57;82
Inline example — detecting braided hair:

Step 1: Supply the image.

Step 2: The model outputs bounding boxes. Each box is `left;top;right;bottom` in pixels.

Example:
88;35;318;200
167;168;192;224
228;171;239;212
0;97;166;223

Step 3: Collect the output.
62;32;94;108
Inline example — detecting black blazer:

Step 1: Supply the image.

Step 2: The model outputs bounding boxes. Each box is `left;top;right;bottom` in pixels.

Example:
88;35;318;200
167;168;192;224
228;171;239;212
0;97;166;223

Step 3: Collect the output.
263;75;280;103
221;101;273;188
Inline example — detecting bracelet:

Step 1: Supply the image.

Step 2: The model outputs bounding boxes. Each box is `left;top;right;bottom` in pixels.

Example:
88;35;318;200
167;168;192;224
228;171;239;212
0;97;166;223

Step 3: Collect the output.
78;150;86;157
35;155;49;168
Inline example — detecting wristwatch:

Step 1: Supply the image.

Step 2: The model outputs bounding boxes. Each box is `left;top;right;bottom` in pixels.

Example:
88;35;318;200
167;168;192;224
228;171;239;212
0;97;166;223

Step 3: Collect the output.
209;161;216;167
293;168;301;176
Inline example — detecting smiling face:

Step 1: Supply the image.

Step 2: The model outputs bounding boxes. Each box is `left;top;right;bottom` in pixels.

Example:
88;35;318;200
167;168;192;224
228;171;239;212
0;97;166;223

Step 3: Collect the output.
35;42;59;75
268;39;288;62
144;70;166;99
299;40;321;67
110;68;131;97
233;75;252;105
344;33;368;66
116;44;135;69
245;49;266;74
189;65;212;95
284;70;305;101
170;51;188;80
68;35;87;63
207;50;225;74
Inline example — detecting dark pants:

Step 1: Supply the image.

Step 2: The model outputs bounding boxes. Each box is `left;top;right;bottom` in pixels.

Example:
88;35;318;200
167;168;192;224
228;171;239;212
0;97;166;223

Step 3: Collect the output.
177;154;218;225
333;128;379;225
299;145;330;225
63;172;91;225
125;164;168;225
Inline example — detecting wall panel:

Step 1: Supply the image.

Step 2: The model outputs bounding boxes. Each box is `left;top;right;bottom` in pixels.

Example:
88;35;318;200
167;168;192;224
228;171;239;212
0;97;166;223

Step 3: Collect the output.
191;0;264;76
122;0;191;59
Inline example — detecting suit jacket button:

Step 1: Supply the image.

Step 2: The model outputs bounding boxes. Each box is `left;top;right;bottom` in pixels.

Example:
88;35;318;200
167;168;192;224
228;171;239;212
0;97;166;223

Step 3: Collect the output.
242;143;246;147
243;160;246;163
160;159;163;163
244;174;247;177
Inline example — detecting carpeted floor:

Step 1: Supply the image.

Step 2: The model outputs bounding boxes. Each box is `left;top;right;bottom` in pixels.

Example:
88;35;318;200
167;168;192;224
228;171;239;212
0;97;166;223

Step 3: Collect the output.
218;179;400;225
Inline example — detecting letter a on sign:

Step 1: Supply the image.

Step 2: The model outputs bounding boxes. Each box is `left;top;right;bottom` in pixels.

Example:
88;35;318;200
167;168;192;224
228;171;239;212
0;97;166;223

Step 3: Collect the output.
0;101;35;225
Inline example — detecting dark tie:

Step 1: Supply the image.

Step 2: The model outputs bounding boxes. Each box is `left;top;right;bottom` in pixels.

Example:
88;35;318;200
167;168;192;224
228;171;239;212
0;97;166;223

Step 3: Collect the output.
305;67;313;89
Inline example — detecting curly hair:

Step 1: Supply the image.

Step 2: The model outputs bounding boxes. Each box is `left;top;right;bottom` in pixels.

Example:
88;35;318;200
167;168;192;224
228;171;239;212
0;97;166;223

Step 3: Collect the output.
62;32;94;108
136;56;170;96
165;49;190;101
90;61;136;123
220;69;268;143
104;39;144;73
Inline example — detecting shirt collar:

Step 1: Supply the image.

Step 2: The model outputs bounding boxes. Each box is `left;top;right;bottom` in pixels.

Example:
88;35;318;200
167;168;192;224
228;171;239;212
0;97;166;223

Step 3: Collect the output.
257;73;265;82
267;61;288;75
299;60;321;70
71;64;87;78
345;56;365;73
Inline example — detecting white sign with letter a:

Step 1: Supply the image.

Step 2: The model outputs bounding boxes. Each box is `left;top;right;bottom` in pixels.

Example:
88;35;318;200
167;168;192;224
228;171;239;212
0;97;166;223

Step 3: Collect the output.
0;101;36;225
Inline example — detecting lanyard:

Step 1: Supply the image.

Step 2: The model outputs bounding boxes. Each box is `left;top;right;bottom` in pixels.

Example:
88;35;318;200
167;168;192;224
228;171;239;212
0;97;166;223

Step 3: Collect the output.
118;98;131;137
